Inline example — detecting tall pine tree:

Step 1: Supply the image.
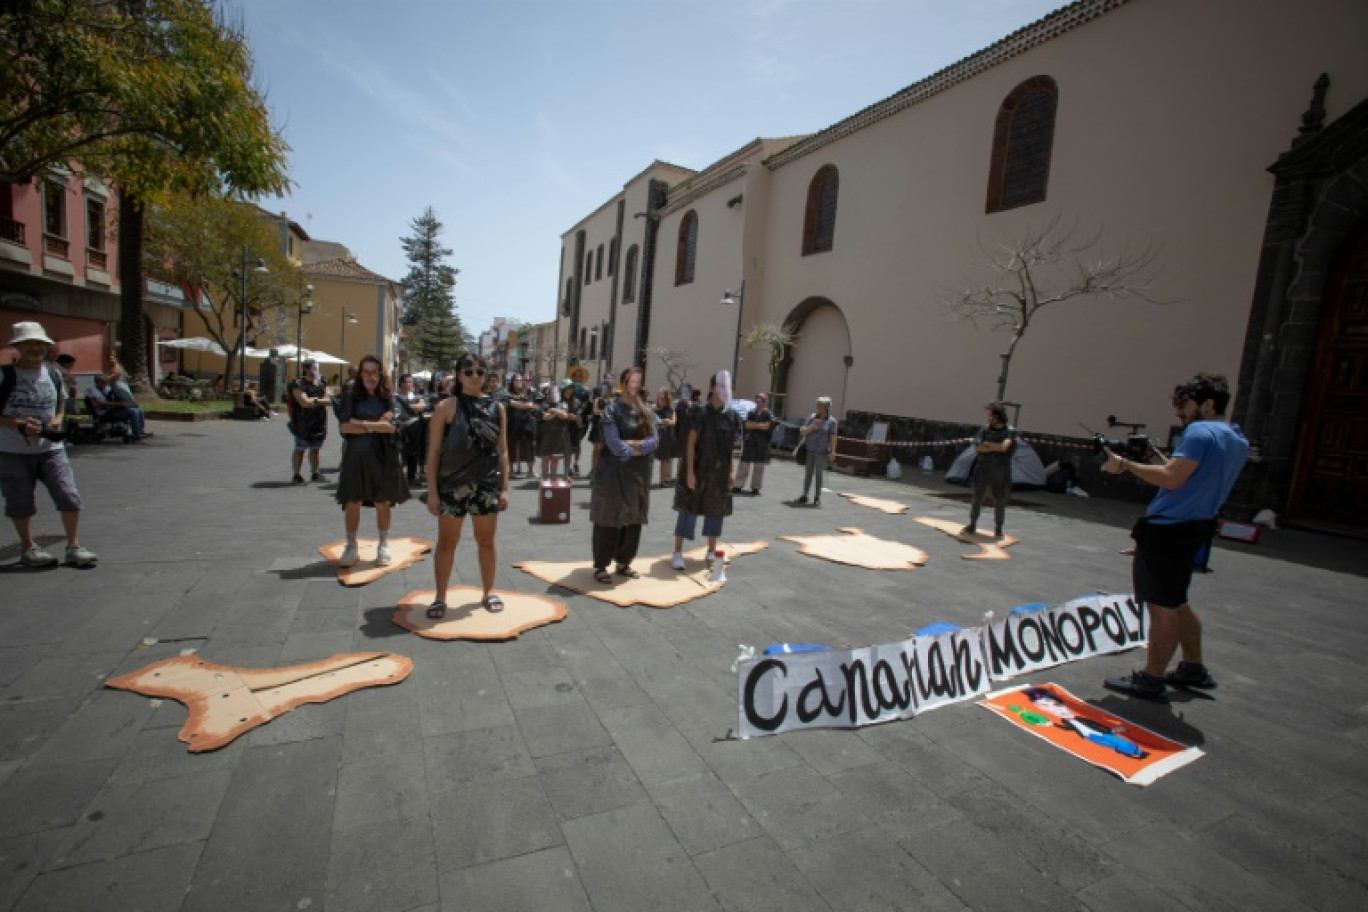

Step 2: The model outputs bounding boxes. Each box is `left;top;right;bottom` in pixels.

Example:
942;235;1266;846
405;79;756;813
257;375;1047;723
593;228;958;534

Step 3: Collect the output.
400;207;466;367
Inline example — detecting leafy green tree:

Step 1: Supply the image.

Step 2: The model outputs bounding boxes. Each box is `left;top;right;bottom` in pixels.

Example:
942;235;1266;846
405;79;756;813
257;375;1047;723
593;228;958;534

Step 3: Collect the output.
399;206;466;365
143;192;302;387
415;304;467;371
1;0;291;389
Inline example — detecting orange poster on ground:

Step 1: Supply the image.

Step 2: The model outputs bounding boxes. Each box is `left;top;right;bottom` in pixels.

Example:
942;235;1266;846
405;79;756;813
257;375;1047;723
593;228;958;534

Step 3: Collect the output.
979;682;1203;786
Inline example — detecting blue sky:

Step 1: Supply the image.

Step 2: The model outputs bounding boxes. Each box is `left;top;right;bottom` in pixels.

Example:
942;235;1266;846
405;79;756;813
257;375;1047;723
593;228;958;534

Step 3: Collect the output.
242;0;1064;334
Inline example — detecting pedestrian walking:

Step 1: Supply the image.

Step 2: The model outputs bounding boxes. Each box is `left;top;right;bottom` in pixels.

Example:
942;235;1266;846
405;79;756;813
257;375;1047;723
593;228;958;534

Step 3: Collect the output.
962;402;1016;538
425;353;509;618
671;370;741;570
0;322;97;567
590;367;658;583
335;355;410;568
733;391;774;496
795;396;838;507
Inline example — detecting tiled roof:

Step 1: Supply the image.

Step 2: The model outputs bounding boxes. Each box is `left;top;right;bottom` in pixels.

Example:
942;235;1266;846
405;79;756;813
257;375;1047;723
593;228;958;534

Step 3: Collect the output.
302;256;393;284
764;0;1130;170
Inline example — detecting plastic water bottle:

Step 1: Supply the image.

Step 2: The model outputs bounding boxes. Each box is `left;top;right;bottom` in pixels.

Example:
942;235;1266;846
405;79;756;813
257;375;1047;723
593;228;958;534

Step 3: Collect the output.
709;549;727;583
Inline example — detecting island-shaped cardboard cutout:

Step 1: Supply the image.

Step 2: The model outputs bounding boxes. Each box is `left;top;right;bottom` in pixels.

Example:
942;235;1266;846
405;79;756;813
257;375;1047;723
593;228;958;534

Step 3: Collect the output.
393;587;568;640
914;516;1019;560
781;527;929;570
106;653;413;752
514;541;769;608
318;537;433;586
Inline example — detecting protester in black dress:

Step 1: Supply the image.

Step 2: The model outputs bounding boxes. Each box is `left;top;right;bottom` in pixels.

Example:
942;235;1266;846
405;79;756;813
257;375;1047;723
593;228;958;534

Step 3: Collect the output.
537;381;576;480
653;387;677;488
733;391;774;496
671;371;740;571
425;353;510;618
590;367;658;583
395;373;429;485
335;356;410;568
286;359;331;484
503;373;539;478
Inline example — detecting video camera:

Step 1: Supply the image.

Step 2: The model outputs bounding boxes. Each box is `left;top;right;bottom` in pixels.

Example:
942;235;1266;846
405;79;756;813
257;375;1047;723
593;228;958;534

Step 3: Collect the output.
1083;416;1152;462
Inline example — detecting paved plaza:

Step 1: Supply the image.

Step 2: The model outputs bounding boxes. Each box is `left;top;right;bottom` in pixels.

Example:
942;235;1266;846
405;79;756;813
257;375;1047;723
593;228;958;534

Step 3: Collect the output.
1;418;1365;912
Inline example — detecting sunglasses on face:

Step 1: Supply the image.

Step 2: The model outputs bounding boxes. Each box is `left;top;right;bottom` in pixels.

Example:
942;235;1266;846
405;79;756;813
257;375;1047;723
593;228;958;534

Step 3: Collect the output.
462;368;486;378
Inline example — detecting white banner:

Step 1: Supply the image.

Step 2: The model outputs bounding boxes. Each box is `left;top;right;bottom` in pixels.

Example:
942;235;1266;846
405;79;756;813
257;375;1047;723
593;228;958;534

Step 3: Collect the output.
737;593;1144;738
737;627;990;738
983;594;1146;681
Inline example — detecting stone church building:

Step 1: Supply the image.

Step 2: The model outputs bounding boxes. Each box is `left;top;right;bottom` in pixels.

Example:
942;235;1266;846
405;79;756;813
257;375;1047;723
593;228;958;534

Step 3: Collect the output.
553;0;1368;532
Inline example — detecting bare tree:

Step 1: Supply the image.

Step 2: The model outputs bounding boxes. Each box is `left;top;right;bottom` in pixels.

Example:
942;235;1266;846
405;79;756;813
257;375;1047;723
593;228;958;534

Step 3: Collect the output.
948;214;1168;401
647;346;695;394
743;321;797;410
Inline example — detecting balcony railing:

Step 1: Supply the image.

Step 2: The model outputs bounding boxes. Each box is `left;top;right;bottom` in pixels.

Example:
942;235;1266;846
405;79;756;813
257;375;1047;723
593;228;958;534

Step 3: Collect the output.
44;234;69;258
0;217;24;246
87;248;107;269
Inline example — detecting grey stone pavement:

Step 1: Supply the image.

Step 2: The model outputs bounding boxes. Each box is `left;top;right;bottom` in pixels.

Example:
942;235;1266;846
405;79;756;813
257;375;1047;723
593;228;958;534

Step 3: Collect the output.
1;418;1366;912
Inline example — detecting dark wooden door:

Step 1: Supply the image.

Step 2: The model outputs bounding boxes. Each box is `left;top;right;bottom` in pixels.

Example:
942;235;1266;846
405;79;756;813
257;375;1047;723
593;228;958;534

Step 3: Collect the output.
1288;226;1368;531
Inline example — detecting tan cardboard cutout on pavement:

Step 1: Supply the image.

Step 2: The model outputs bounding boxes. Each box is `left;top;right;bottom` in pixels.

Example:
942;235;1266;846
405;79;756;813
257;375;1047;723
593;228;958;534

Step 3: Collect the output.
318;537;433;586
393;588;568;640
781;527;929;570
836;492;911;514
914;516;1019;560
514;541;769;608
105;653;413;752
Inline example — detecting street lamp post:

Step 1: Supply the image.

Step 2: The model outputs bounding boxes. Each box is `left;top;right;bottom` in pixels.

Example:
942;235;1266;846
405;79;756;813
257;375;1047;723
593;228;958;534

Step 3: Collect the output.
236;245;268;407
720;280;745;379
340;310;357;368
295;284;314;377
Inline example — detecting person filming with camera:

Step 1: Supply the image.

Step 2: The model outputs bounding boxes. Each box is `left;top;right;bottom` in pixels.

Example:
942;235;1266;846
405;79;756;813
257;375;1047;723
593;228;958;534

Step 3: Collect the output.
1101;372;1248;701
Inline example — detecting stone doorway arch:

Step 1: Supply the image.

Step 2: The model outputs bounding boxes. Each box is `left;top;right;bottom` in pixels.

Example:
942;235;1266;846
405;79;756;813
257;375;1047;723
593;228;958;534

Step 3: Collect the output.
773;297;852;420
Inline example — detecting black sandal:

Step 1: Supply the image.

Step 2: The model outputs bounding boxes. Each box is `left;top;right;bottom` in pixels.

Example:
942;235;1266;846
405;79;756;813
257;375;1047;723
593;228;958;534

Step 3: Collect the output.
615;565;640;579
426;600;447;619
482;593;505;613
592;569;614;584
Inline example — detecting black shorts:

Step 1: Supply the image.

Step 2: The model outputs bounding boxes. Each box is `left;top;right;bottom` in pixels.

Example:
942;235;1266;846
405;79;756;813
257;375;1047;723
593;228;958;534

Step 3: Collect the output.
1131;518;1216;608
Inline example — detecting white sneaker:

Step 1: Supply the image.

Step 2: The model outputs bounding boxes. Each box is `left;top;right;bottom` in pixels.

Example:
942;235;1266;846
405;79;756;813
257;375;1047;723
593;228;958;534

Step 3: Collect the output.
375;544;392;567
64;545;98;567
339;542;359;568
670;552;686;571
21;546;59;568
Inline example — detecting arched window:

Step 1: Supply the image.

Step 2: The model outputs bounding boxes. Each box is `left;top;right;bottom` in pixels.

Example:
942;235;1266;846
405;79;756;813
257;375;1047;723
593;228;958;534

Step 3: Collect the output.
596;244;604;280
608;238;618;277
622;245;639;303
675;211;698;286
986;76;1058;213
802;165;839;255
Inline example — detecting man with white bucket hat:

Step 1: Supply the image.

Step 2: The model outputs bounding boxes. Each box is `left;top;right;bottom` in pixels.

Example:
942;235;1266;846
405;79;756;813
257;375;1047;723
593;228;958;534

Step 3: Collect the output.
0;321;97;567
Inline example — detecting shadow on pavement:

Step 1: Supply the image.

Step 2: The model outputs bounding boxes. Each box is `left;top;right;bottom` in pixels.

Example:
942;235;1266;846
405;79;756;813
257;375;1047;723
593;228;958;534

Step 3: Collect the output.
359;606;408;639
269;561;338;581
1089;695;1207;746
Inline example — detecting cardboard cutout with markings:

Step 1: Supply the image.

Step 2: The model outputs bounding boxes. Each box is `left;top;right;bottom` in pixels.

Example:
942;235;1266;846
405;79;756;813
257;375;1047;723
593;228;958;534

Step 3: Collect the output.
106;653;413;752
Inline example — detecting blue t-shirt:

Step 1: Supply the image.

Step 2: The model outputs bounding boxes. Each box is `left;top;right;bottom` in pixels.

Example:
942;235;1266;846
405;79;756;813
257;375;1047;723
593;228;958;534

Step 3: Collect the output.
1147;421;1249;523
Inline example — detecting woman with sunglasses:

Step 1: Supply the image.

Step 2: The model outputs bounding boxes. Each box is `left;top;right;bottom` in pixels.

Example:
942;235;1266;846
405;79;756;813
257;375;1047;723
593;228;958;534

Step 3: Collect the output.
335;356;410;568
425;353;510;617
589;366;658;584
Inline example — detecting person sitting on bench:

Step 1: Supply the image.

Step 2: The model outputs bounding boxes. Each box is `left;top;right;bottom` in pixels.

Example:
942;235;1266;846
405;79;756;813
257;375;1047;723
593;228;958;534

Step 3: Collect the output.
91;375;149;440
